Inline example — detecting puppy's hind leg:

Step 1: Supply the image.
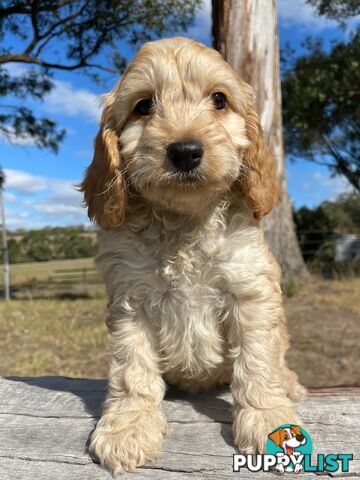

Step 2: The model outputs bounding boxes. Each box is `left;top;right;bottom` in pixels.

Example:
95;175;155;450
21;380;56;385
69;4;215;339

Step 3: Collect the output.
90;309;167;473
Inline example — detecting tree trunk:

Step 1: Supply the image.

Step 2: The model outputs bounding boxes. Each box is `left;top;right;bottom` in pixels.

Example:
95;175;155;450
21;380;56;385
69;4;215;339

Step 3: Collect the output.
212;0;308;281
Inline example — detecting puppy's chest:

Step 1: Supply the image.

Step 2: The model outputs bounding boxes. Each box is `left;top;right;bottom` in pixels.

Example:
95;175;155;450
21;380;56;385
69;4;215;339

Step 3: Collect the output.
145;238;228;372
150;230;225;311
152;251;223;315
101;220;241;374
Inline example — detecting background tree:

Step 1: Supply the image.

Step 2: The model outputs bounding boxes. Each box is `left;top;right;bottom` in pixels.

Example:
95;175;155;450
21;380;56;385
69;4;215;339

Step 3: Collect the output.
20;230;53;261
282;30;360;190
307;0;360;20
282;0;360;190
53;228;97;259
0;0;201;151
212;0;308;280
8;226;98;263
294;192;360;272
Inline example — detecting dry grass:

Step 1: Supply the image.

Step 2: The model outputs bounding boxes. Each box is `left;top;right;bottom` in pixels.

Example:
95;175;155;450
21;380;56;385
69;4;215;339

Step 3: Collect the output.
0;298;108;378
286;277;360;387
7;258;95;286
0;277;359;387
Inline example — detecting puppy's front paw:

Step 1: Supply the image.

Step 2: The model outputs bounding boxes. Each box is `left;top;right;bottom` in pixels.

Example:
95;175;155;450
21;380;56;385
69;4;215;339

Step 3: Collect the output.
233;406;300;454
90;408;168;473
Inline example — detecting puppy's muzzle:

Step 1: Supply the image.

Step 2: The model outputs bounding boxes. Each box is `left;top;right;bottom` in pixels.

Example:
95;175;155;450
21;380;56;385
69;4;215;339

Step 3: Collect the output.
167;139;203;172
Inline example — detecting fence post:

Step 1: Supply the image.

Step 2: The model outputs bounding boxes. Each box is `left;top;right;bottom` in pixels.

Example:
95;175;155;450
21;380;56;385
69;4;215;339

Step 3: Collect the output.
0;187;10;301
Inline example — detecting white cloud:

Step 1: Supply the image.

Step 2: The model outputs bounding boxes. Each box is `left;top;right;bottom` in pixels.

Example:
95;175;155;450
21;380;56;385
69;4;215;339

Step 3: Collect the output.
29;200;89;225
278;0;360;30
311;170;353;199
182;0;355;44
3;64;101;122
0;124;37;147
4;168;65;194
75;148;93;158
32;203;84;216
44;79;101;121
295;169;353;207
4;210;33;230
5;199;89;229
3;191;17;203
4;169;47;194
300;183;311;192
3;169;90;229
5;210;53;230
3;168;84;196
312;171;324;181
277;0;338;30
3;63;28;76
185;0;212;43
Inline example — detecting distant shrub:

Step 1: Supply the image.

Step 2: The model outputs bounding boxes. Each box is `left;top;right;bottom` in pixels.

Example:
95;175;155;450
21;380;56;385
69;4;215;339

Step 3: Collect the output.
282;278;301;298
8;227;98;263
294;192;360;277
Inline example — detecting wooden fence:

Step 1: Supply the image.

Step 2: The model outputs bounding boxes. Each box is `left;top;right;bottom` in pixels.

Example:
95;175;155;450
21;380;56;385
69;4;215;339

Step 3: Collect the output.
9;266;104;299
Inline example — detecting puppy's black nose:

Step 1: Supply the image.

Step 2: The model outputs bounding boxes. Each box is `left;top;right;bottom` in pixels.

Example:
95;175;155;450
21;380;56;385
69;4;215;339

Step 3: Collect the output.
167;139;203;172
296;434;305;442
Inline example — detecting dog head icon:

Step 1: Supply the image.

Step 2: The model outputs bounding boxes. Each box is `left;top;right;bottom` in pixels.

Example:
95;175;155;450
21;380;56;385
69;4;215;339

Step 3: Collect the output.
268;425;306;455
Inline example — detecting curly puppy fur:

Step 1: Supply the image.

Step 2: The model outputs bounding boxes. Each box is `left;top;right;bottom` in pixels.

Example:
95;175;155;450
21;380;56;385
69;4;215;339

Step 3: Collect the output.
80;37;306;473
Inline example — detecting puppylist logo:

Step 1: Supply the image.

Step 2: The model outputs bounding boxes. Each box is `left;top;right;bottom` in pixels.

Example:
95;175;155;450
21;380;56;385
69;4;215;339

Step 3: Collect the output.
233;424;353;474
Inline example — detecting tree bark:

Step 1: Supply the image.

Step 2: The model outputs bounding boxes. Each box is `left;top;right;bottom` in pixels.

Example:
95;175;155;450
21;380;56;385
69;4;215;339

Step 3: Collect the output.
212;0;308;281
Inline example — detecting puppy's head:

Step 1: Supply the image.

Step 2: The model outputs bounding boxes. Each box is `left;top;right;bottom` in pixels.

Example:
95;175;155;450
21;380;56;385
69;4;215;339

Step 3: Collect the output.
81;37;279;229
268;425;306;453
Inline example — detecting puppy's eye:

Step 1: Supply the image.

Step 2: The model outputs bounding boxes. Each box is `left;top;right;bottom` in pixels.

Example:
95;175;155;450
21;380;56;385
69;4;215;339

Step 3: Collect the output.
211;92;227;110
135;99;152;116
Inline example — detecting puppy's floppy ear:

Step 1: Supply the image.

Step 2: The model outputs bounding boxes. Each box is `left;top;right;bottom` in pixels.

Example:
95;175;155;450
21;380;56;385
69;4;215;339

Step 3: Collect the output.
291;425;302;436
241;102;280;219
80;107;127;230
268;428;282;446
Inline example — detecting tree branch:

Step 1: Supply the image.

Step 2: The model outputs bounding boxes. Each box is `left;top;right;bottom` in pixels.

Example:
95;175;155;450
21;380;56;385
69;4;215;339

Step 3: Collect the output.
32;0;93;57
322;135;359;191
289;153;337;168
0;0;76;18
23;0;41;55
0;54;117;72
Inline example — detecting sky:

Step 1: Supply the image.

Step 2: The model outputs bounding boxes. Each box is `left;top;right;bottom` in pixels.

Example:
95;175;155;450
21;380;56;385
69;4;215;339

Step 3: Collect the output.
1;0;357;230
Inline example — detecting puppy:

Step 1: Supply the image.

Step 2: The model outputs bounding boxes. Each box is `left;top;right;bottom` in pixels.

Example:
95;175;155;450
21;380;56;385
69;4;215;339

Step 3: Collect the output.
81;37;305;473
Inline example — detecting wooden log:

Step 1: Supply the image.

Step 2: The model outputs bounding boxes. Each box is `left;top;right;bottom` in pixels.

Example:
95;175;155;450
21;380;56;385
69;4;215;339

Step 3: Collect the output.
0;377;359;479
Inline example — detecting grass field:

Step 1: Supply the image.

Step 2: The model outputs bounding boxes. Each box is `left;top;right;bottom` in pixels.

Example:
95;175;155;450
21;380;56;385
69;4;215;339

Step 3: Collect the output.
7;257;96;286
0;276;359;387
285;277;360;387
0;297;108;378
1;258;103;299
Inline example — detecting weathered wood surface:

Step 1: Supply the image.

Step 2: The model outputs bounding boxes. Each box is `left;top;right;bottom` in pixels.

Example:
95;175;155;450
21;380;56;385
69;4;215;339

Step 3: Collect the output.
0;377;359;479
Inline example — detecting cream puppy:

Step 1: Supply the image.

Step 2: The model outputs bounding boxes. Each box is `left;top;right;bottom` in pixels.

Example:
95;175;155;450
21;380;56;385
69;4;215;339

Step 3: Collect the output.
81;37;305;474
